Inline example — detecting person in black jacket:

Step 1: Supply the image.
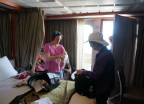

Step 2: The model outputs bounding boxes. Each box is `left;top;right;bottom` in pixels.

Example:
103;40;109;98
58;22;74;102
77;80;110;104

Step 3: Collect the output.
77;32;115;104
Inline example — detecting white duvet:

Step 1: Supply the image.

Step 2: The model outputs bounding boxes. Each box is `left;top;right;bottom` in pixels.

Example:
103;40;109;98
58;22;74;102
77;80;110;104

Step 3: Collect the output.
0;77;31;104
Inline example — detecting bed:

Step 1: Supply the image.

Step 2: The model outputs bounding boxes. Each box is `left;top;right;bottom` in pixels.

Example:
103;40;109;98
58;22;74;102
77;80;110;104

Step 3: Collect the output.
20;80;96;104
0;77;31;104
0;56;96;104
0;56;31;104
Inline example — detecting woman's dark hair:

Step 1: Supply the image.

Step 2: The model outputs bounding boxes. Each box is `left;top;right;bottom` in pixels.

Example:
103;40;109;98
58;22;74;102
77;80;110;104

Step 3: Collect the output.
89;41;103;47
51;31;62;40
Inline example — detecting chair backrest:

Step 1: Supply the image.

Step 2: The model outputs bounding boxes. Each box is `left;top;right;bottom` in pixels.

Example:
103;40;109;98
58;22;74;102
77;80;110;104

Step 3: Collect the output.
117;66;125;96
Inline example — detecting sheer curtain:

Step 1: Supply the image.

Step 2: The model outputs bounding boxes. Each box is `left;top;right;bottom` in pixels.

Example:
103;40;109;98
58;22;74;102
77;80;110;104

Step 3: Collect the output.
0;11;12;58
15;8;45;72
76;20;85;69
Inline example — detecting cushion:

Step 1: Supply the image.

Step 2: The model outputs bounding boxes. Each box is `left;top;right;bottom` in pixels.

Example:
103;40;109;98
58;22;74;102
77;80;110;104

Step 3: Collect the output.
69;93;96;104
0;56;17;81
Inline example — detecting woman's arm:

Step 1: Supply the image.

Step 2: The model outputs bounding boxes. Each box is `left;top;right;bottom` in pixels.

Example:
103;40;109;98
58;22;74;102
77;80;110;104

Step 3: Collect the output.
45;52;65;61
62;51;67;59
60;51;67;67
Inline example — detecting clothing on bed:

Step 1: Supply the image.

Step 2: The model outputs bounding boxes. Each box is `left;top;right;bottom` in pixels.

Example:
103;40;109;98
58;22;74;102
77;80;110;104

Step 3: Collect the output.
38;80;75;104
31;97;52;104
15;80;75;104
8;80;96;104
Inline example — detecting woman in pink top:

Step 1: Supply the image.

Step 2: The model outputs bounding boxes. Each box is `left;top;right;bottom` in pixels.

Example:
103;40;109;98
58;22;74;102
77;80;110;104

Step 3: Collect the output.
44;31;67;79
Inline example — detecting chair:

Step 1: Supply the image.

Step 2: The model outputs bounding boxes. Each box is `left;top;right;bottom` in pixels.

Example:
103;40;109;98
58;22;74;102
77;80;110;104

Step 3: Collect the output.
117;66;144;104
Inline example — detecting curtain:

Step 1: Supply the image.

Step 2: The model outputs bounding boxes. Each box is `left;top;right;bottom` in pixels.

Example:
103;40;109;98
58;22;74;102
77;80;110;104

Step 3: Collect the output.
76;20;85;69
45;20;77;67
0;11;12;58
15;8;45;72
133;17;144;88
112;15;137;94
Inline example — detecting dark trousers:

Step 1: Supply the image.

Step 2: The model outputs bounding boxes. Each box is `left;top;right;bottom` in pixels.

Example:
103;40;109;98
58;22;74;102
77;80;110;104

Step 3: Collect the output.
96;91;111;104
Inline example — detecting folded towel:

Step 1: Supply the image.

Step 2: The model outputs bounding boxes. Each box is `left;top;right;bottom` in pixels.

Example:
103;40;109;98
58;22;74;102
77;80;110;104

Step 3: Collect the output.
31;97;53;104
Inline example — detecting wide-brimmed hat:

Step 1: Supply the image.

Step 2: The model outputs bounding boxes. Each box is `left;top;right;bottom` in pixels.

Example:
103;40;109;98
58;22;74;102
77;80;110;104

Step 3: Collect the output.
87;32;109;46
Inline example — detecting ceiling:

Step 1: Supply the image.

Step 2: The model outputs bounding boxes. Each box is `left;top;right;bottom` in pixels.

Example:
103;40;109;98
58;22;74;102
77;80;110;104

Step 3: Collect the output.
1;0;144;19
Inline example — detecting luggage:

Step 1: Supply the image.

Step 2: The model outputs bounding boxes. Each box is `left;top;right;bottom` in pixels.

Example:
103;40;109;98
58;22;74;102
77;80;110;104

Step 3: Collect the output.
75;74;96;98
28;71;60;92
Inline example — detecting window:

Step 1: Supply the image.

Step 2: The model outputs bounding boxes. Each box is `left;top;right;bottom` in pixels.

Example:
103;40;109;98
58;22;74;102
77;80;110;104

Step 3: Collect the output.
102;20;114;49
77;20;114;71
82;25;93;71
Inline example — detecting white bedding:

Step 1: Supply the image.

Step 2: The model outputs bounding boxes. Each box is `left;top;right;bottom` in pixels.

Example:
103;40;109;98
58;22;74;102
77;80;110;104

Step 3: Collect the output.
0;77;31;104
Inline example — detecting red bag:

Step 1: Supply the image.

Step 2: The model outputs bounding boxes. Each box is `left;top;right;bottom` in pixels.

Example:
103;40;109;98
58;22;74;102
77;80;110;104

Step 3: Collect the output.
15;71;30;79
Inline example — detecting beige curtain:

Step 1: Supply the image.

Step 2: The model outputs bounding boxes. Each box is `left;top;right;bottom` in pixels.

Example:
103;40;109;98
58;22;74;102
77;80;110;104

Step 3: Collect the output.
15;8;45;72
45;20;77;68
76;19;85;69
0;11;12;58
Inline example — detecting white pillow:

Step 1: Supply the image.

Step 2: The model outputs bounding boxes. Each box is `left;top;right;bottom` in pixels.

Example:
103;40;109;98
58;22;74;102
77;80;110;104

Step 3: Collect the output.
69;93;96;104
0;56;18;81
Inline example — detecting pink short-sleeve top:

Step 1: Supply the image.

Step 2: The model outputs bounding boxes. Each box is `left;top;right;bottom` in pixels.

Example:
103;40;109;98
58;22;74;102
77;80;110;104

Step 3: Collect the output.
44;43;66;72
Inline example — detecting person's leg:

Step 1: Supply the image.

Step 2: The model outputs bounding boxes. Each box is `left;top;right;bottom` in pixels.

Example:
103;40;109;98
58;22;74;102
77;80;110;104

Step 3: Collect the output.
59;71;64;80
64;72;69;80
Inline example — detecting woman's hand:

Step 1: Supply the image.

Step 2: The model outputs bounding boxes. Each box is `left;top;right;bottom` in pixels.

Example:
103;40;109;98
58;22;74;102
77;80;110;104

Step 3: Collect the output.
58;55;65;59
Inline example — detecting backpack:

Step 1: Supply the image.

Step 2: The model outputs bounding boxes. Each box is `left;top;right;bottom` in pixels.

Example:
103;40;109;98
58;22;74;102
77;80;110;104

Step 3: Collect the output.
75;74;96;98
28;71;60;92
